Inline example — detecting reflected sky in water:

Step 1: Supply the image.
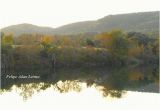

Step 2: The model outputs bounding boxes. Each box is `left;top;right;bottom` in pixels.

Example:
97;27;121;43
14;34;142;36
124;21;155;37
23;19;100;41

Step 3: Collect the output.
0;66;159;110
1;66;159;100
0;82;159;110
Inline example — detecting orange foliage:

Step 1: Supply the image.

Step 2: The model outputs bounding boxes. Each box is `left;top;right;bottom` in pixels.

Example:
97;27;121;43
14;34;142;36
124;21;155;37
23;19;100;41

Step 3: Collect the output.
128;45;144;57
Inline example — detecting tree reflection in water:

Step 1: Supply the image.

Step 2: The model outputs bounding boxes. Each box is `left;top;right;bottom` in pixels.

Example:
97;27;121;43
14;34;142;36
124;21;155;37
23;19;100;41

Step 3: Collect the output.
0;66;159;100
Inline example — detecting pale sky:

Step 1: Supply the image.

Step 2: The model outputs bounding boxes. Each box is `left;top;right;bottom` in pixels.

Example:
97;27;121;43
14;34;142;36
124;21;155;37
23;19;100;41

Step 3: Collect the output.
0;0;159;28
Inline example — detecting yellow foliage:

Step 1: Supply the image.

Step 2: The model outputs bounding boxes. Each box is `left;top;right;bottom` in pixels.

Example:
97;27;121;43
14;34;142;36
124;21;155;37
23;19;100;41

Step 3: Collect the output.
2;34;14;45
95;32;112;47
41;35;55;44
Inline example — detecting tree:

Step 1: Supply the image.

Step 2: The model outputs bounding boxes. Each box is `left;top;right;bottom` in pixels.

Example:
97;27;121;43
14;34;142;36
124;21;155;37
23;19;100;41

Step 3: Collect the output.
60;36;72;46
107;31;129;56
85;38;95;47
107;31;129;65
151;39;159;55
2;34;14;45
40;35;54;49
95;30;129;65
128;45;144;58
94;32;111;47
127;32;152;46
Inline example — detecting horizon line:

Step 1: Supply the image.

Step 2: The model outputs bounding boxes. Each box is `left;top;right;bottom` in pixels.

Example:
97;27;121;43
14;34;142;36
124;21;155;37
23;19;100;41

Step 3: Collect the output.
1;10;159;29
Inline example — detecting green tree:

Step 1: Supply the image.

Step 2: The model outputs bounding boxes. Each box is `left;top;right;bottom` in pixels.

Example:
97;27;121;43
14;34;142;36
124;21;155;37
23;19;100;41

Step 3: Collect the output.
86;38;95;47
107;31;129;65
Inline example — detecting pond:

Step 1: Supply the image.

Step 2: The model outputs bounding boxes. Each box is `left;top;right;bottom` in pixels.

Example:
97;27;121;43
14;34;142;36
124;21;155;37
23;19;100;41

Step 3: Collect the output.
0;66;159;110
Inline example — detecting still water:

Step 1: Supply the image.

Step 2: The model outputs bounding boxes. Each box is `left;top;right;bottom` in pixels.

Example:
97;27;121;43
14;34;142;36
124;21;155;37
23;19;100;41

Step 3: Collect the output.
0;67;159;110
0;81;159;110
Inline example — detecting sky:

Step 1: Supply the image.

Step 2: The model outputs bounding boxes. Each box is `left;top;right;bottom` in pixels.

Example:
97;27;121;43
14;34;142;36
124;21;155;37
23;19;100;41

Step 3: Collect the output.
0;0;159;28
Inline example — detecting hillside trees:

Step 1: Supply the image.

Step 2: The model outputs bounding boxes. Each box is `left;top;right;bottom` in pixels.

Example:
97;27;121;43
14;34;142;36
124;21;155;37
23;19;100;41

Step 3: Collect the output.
1;33;15;70
1;33;14;54
127;32;159;65
1;30;158;69
95;30;129;65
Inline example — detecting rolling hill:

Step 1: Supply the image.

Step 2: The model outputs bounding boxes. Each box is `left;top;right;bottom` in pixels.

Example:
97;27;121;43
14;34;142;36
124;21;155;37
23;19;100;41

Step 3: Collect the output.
1;23;55;36
1;11;159;37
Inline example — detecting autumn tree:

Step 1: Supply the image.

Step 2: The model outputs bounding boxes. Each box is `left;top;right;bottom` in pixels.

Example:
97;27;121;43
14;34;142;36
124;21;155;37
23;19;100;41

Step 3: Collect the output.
107;31;128;52
2;34;14;45
95;30;129;65
94;32;111;48
41;35;53;49
39;35;56;59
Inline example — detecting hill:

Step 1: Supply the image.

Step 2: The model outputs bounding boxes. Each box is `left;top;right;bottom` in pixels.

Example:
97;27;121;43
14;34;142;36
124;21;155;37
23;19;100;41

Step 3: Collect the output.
1;11;159;37
53;11;159;37
1;23;55;36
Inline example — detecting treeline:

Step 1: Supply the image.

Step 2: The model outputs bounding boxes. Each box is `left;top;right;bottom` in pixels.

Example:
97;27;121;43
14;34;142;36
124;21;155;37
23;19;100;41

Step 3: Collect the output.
1;30;159;69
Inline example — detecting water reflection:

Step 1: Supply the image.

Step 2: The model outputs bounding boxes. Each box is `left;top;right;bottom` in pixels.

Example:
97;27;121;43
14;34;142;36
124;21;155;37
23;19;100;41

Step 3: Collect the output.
0;84;159;110
0;66;159;100
1;81;126;100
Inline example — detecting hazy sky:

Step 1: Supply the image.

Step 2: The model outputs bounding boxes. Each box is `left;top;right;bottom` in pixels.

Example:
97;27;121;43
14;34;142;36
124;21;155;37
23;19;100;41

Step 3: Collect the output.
0;0;159;28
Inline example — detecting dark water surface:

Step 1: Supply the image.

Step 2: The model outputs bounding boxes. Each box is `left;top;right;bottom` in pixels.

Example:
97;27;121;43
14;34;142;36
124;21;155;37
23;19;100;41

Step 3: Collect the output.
0;66;159;110
1;66;159;99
